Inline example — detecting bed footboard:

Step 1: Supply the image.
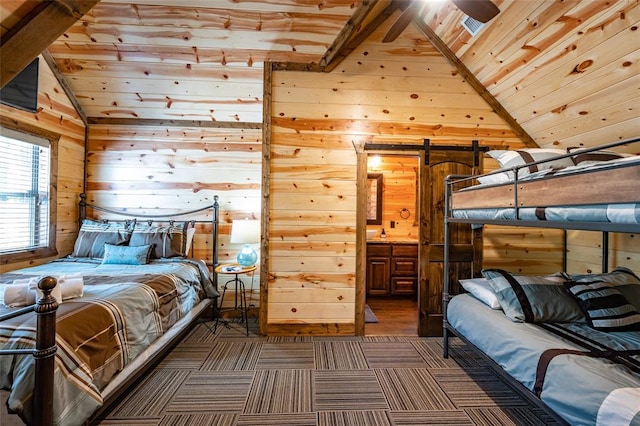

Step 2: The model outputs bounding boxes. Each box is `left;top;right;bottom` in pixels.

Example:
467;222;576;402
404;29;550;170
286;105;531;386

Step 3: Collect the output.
0;276;58;426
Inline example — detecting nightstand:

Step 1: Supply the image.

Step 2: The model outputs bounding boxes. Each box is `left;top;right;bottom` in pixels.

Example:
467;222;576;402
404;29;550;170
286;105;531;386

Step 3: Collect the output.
214;263;256;336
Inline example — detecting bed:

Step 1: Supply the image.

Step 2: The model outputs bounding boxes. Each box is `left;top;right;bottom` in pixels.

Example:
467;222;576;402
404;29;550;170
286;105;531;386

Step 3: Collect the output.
442;137;640;426
0;194;220;426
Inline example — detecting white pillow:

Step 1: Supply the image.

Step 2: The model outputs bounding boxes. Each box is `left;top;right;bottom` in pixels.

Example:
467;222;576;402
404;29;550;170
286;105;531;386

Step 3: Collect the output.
486;149;574;180
459;278;501;309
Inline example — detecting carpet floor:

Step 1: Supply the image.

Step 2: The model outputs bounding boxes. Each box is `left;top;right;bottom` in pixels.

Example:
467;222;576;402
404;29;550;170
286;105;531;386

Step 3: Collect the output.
91;319;560;426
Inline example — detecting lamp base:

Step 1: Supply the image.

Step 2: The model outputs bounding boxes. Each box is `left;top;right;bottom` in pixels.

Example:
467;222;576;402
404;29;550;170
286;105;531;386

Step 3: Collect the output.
237;244;257;267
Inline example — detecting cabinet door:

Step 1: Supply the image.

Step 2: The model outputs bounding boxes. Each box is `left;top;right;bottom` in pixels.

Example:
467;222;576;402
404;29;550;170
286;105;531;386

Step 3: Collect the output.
367;257;390;296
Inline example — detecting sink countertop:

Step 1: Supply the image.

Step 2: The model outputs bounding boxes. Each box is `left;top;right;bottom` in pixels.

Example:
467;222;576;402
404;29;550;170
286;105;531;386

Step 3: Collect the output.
367;237;418;244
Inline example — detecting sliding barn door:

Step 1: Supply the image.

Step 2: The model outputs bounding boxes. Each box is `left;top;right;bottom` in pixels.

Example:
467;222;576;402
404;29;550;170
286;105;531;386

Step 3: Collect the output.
418;143;483;336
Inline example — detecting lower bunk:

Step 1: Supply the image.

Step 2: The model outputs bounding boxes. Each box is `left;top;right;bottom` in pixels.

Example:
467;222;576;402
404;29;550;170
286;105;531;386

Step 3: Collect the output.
444;293;640;426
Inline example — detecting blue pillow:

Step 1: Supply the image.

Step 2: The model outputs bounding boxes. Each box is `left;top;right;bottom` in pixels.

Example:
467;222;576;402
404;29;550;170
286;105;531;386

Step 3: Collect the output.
102;244;152;265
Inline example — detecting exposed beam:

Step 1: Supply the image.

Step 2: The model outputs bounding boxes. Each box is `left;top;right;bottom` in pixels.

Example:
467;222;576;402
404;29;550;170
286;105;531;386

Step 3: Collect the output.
1;0;100;88
414;19;538;148
87;117;263;128
41;50;88;126
320;0;387;71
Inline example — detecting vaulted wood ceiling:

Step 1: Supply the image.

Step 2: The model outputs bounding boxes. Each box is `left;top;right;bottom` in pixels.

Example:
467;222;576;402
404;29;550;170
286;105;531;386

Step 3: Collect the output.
1;0;639;148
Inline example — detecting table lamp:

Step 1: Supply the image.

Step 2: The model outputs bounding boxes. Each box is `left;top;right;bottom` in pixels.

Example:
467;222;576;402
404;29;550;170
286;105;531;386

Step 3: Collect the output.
230;219;260;267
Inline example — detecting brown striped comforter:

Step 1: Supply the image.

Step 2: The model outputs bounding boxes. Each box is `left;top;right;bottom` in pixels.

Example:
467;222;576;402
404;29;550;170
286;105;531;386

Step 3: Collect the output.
0;258;216;425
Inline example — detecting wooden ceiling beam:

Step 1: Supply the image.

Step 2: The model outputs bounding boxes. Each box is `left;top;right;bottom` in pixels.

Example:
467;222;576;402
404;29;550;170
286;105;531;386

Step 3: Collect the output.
414;18;538;148
320;0;397;72
1;0;100;88
87;117;263;129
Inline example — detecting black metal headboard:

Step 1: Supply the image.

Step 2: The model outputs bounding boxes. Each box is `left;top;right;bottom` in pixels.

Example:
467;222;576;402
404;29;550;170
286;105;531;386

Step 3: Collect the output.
78;193;220;271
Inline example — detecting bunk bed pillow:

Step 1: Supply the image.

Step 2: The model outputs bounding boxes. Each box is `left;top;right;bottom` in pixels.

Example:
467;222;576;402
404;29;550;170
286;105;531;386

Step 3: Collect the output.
569;267;640;311
129;222;190;259
485;149;574;182
459;278;501;309
72;220;133;258
482;269;585;323
564;281;640;332
567;147;634;166
102;243;152;265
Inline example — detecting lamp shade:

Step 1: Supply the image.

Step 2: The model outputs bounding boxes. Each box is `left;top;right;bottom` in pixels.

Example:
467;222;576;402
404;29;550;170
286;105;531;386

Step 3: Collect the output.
230;219;260;266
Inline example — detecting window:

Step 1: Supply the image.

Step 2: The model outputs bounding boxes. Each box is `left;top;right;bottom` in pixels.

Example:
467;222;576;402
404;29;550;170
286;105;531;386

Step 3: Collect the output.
0;120;58;263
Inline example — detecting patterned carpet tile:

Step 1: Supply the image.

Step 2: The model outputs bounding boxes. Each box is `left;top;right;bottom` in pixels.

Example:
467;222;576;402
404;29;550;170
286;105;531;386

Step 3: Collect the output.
94;419;161;425
165;371;255;414
317;410;392;426
256;342;315;369
389;410;473;425
244;369;313;414
411;340;461;369
375;368;457;411
431;369;529;408
314;370;389;412
314;341;369;370
236;413;317;425
360;342;430;368
157;413;237;426
464;407;558;426
106;370;191;418
200;341;263;371
156;346;212;370
180;322;219;345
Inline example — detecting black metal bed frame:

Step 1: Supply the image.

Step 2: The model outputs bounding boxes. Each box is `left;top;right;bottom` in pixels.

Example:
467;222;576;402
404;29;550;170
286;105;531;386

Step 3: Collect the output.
0;194;220;426
441;137;640;425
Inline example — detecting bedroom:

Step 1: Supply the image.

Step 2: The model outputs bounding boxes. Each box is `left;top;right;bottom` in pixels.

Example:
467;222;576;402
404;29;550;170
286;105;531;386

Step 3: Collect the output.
1;0;639;425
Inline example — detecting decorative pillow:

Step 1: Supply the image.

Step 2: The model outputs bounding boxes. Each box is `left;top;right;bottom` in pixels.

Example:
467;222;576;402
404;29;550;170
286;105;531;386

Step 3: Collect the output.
567;147;633;166
564;280;640;331
482;269;585;323
72;220;133;258
102;243;152;265
459;278;501;309
129;222;190;258
486;149;574;181
570;267;640;311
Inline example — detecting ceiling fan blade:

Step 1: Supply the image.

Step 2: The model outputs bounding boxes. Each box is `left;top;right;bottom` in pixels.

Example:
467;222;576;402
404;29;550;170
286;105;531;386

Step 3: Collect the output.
451;0;500;23
382;2;417;43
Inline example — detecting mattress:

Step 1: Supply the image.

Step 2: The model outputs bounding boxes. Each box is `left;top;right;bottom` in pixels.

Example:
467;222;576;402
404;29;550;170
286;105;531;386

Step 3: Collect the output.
447;294;640;426
0;257;216;426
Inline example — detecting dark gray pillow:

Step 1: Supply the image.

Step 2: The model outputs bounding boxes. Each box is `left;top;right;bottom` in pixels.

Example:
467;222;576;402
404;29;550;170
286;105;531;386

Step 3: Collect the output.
72;220;132;258
482;269;585;323
129;222;189;259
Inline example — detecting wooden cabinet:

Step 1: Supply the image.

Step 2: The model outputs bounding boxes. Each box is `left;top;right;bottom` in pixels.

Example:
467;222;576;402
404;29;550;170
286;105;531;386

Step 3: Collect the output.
366;243;418;296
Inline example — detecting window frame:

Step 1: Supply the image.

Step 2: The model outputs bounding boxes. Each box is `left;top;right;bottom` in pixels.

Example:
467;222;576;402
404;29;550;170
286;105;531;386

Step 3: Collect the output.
0;116;59;264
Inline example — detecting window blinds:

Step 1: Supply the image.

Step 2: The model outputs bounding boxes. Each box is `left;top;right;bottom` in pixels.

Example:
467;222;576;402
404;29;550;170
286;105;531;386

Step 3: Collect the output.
0;130;50;254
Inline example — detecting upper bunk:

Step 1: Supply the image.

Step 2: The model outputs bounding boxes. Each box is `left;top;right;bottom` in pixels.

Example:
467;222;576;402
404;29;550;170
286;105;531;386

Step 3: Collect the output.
444;136;640;234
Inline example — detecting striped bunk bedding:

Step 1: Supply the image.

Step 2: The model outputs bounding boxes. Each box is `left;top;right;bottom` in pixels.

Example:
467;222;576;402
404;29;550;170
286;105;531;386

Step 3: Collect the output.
0;257;216;426
447;293;640;426
448;141;640;229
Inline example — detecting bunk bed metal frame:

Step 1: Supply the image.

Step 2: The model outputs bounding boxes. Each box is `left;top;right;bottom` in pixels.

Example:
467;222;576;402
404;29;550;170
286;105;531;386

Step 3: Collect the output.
0;194;220;426
442;137;640;425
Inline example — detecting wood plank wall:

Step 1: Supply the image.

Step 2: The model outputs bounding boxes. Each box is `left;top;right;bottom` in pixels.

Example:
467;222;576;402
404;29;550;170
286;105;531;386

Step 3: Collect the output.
266;21;549;335
1;56;86;272
85;124;262;294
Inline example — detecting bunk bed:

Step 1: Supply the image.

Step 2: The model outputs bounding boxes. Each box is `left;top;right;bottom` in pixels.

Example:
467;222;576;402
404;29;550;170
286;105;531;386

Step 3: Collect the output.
442;137;640;426
0;194;220;426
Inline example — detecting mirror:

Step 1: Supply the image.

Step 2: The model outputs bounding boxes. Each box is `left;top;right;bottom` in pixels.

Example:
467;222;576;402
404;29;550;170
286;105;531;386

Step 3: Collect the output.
367;173;383;225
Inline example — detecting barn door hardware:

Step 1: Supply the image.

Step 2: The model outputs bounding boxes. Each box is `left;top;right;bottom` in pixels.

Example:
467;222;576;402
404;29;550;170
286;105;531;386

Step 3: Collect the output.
363;139;487;165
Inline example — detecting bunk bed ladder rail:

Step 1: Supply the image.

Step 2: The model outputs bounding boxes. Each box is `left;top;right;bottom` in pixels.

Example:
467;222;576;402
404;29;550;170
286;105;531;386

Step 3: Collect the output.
0;276;58;426
442;173;474;358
